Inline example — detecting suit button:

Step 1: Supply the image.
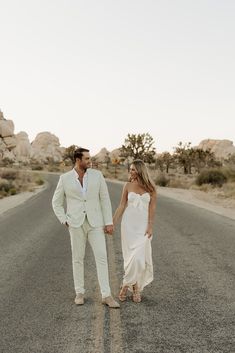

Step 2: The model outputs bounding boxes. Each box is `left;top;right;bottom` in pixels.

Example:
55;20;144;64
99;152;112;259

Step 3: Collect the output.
83;211;86;213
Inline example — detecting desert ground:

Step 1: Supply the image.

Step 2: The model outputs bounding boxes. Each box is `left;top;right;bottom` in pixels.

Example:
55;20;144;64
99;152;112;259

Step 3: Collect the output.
0;177;234;220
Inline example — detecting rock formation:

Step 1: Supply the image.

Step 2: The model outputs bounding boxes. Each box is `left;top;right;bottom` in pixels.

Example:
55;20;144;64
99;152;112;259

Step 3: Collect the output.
31;132;63;163
13;132;32;162
197;139;235;159
93;147;124;163
109;148;122;161
0;110;64;164
93;148;110;163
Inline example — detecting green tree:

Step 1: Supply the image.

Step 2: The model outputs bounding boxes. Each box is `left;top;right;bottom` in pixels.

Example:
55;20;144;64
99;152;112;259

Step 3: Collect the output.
156;152;173;173
104;152;111;169
63;145;79;164
174;142;219;174
192;148;219;173
173;142;193;174
120;133;156;164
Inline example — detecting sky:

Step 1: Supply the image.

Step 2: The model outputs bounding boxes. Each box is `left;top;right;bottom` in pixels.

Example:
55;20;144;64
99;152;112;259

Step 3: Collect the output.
0;0;234;155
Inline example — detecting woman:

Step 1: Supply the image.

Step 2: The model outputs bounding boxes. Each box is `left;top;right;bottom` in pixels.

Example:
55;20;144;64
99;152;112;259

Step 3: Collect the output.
113;159;157;303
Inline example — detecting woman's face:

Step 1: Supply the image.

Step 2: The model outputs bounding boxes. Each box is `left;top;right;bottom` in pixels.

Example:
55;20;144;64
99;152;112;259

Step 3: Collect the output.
129;164;138;181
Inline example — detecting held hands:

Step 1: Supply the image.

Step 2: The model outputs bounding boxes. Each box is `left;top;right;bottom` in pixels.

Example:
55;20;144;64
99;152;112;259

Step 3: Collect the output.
65;222;114;235
104;224;114;235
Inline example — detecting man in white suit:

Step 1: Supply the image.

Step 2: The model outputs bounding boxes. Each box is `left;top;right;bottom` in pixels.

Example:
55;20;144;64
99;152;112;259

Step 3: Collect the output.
52;147;120;308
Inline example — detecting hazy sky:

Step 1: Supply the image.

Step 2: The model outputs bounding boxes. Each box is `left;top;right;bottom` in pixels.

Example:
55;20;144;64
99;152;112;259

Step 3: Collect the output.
0;0;234;155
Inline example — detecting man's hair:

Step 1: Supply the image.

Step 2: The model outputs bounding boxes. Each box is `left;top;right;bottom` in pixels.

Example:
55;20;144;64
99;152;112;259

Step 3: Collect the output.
73;147;89;162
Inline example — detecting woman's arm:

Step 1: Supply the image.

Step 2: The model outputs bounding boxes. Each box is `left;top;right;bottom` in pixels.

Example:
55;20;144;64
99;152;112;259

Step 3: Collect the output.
145;189;157;238
113;183;128;226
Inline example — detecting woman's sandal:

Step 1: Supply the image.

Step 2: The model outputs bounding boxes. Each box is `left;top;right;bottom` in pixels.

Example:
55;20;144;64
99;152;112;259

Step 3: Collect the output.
118;285;129;302
132;284;142;303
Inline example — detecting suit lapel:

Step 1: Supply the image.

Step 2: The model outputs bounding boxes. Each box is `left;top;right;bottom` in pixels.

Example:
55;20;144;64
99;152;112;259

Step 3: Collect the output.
70;169;84;199
86;168;92;198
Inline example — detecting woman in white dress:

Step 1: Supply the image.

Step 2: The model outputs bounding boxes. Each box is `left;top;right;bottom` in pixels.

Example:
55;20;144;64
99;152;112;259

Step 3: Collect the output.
113;159;157;303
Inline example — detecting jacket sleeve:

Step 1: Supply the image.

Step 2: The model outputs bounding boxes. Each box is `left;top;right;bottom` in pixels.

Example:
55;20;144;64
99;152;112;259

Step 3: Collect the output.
52;176;67;224
99;173;113;225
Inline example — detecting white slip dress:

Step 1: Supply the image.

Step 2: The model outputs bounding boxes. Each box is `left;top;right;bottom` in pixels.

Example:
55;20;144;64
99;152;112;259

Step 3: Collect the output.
120;192;153;291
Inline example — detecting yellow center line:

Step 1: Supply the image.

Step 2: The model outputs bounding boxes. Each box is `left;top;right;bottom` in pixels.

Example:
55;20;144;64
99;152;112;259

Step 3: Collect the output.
91;292;105;353
107;236;124;353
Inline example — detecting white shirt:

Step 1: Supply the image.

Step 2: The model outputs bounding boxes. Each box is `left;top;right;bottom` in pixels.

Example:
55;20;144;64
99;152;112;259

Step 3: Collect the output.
73;168;88;197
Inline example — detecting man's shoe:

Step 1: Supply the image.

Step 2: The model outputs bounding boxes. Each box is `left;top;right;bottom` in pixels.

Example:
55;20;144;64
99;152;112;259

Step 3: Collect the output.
102;296;120;308
75;293;84;305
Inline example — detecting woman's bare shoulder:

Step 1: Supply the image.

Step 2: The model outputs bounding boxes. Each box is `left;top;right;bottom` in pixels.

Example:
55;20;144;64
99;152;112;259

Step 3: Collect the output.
123;181;131;191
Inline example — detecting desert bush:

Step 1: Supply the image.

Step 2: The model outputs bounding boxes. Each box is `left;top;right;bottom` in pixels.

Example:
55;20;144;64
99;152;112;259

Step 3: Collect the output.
191;183;213;192
0;178;11;192
35;178;44;186
222;167;235;182
9;188;17;195
155;174;169;187
196;168;227;187
31;165;43;170
222;182;235;198
0;169;45;199
168;178;186;189
48;165;61;172
0;170;19;180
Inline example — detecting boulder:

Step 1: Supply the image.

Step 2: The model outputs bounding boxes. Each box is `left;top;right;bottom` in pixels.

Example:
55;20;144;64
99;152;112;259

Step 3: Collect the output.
197;139;235;159
109;148;121;161
13;132;32;162
31;132;63;163
93;147;110;163
3;136;17;150
0;119;14;138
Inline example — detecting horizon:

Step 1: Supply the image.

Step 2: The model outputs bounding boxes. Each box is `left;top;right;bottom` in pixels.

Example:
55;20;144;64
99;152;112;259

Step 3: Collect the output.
2;107;234;156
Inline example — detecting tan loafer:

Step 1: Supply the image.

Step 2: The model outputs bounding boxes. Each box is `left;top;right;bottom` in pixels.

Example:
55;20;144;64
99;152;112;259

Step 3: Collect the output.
75;293;85;305
102;296;120;308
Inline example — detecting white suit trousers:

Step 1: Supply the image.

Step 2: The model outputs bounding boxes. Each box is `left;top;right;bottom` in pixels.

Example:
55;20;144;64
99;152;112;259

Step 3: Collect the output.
69;217;111;298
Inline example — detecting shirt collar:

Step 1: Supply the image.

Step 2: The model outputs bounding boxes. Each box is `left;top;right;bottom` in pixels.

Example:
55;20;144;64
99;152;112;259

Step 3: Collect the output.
73;168;88;178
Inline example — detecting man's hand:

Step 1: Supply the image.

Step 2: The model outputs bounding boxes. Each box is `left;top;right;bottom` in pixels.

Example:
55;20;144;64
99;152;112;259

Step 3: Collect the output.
104;224;114;235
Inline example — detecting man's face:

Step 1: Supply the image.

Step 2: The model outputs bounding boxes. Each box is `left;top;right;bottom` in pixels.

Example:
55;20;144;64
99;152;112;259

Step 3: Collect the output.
79;151;91;170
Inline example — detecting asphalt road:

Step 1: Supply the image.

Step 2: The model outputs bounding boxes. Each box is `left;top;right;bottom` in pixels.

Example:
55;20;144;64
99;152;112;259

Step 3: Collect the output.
0;174;234;353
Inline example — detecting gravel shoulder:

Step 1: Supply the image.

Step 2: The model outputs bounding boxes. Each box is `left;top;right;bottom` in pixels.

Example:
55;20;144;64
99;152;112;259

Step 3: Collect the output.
0;183;47;215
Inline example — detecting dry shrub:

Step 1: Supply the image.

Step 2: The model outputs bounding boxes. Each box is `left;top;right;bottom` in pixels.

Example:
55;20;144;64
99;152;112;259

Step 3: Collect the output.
222;167;235;182
191;183;213;192
221;182;235;199
0;170;19;180
0;168;45;198
155;174;169;187
196;168;227;187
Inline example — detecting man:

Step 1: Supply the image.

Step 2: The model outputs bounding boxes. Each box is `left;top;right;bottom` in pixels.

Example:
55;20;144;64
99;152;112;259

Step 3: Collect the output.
52;147;120;308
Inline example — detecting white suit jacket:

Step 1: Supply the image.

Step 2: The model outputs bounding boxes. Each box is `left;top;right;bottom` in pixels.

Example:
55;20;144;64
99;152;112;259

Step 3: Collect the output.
52;168;113;228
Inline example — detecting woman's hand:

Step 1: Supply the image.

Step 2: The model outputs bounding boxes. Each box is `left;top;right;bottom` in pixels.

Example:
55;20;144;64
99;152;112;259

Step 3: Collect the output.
145;225;153;238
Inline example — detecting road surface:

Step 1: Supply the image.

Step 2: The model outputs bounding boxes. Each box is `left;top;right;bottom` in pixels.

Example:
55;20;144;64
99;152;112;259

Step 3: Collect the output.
0;174;234;353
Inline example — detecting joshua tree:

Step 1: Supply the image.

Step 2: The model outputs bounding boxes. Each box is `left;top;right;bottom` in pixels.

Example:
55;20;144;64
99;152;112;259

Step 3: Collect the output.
120;133;156;164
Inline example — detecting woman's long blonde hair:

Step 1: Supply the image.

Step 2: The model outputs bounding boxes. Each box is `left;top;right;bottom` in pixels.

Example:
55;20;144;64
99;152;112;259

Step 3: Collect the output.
130;159;156;194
